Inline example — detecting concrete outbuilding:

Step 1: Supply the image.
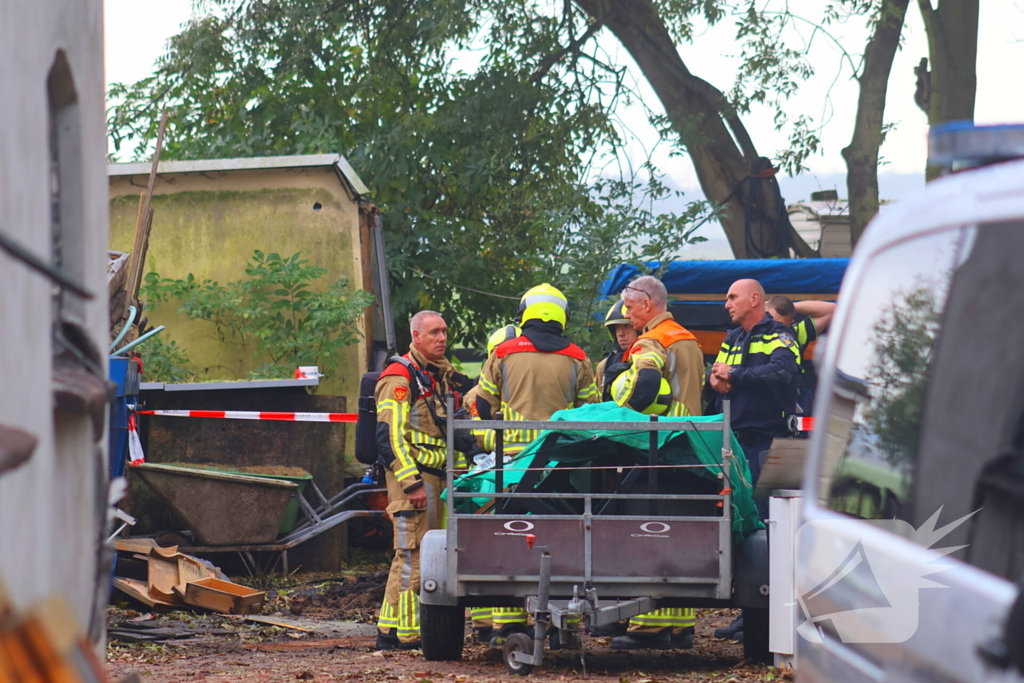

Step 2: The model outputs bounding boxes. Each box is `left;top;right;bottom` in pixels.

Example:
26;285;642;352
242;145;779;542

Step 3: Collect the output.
0;0;111;642
108;154;389;407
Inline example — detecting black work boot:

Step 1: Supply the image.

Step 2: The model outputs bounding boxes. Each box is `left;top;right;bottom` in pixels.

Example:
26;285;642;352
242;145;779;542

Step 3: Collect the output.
610;630;673;650
474;627;494;645
375;629;400;651
671;626;695;649
589;621;628;638
713;615;744;641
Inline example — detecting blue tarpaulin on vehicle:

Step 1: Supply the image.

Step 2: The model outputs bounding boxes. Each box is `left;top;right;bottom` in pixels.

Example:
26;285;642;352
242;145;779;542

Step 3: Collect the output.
600;259;850;299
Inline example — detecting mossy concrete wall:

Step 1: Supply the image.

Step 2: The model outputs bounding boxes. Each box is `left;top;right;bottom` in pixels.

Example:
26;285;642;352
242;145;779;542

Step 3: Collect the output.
109;165;369;460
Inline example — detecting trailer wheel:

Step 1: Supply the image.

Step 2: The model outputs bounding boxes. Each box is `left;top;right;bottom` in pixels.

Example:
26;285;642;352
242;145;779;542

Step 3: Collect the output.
743;607;770;664
502;632;535;676
420;604;464;661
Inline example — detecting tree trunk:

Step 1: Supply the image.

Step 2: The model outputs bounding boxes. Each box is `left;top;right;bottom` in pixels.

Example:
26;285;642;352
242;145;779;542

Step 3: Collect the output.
843;0;911;245
918;0;979;179
572;0;816;258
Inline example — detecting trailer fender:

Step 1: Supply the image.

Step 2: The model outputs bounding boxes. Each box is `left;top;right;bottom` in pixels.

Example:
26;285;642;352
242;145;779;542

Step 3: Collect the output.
420;529;457;606
734;528;769;609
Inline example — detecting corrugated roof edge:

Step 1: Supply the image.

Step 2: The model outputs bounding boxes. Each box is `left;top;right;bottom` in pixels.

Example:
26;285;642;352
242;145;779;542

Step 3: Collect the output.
107;153;370;198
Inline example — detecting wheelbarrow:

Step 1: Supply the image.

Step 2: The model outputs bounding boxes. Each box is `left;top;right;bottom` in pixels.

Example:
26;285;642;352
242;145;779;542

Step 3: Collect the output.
131;462;385;574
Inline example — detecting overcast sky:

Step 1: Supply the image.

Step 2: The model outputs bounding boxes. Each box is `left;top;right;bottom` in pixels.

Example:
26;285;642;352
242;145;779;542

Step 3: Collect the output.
104;0;1024;257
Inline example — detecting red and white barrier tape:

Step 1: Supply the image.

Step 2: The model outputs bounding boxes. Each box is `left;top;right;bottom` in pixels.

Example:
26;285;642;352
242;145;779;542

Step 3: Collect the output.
137;410;357;423
794;416;815;432
128;412;146;465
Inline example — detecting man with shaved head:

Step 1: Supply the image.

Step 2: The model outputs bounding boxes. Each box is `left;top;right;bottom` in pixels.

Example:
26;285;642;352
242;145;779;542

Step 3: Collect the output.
374;310;472;650
706;279;800;644
707;278;800;502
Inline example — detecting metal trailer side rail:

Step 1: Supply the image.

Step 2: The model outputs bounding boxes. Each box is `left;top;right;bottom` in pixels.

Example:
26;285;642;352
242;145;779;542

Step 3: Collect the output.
442;400;736;606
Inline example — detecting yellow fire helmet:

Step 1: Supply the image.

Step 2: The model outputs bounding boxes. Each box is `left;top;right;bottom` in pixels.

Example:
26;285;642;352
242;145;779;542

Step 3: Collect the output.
603;299;629;341
610;371;672;416
486;324;522;356
519;283;568;327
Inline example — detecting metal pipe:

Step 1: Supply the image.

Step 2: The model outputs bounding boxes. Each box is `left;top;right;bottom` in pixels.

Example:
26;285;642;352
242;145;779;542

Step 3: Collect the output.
533;549;552;668
372;214;396;352
494;412;504;511
446;396;455;521
463;418;723;431
109;305;137;352
111;325;165;355
648;415;658;515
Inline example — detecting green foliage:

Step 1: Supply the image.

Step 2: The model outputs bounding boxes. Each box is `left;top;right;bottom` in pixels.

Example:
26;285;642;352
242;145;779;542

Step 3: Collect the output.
138;335;194;384
108;0;622;349
864;284;942;467
142;251;373;379
546;173;711;359
106;0;855;349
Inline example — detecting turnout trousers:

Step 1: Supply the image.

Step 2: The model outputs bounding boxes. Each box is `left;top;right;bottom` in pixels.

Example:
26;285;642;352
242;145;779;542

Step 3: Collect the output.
377;469;443;644
628;607;696;635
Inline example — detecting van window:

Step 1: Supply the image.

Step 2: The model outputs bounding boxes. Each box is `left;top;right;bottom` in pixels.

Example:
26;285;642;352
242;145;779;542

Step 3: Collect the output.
911;221;1024;573
818;227;976;522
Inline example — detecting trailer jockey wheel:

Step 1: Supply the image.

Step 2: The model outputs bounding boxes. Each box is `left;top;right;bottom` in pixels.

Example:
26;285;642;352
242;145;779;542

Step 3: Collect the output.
502;632;535;676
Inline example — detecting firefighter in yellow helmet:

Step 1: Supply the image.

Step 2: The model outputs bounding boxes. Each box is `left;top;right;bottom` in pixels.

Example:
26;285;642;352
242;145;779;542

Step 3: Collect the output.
476;284;599;453
476;284;599;645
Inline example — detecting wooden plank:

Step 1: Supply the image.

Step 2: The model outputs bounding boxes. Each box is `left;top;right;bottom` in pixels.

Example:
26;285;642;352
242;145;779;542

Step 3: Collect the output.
112;578;176;610
231;616;316;633
113;538;159;554
123;109;169;319
147;554;183;604
179;578;265;615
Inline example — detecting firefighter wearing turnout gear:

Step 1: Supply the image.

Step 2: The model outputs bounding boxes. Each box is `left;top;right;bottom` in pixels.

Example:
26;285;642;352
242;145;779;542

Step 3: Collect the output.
375;311;471;651
475;284;599;645
601;276;699;650
616;276;705;418
595;299;639;399
475;283;599;453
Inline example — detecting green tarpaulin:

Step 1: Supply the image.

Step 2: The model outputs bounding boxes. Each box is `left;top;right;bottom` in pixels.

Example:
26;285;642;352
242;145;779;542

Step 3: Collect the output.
448;402;764;542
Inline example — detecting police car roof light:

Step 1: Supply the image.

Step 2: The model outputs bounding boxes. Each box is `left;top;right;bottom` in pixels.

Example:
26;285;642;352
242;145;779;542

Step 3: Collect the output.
928;121;1024;173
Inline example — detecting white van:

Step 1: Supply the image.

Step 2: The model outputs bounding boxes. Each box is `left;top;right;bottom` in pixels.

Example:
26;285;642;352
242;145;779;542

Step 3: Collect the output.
796;124;1024;682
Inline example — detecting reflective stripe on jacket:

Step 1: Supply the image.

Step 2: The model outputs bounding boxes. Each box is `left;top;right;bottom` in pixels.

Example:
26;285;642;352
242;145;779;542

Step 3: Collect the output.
375;348;461;490
478;336;598;452
619;312;705;416
705;313;800;432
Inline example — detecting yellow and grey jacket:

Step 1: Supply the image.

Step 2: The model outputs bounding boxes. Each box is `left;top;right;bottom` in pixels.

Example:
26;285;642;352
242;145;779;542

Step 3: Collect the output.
477;335;599;452
620;312;705;416
375;348;464;492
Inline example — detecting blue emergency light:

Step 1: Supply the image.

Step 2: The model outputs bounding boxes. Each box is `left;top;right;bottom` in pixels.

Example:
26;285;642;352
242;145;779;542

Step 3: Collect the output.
928;121;1024;174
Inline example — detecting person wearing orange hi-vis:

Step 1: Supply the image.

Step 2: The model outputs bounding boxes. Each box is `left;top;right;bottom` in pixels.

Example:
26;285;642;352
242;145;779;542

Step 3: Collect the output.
475;283;599;647
374;311;477;651
606;275;703;650
613;275;704;418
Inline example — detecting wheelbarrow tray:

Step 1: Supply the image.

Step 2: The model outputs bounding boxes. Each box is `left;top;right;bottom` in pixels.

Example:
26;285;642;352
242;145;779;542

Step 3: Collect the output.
132;463;298;546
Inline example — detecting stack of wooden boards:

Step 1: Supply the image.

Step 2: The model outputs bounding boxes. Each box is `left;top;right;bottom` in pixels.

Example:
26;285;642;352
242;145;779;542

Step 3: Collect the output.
112;539;265;615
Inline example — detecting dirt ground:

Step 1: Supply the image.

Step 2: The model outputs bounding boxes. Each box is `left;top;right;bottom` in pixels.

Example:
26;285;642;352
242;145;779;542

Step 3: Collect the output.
106;564;791;683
